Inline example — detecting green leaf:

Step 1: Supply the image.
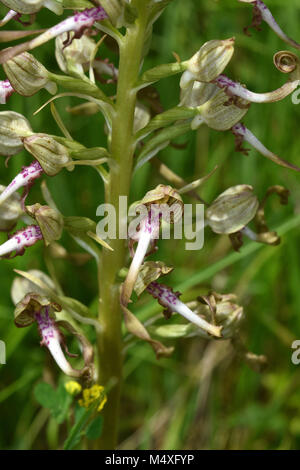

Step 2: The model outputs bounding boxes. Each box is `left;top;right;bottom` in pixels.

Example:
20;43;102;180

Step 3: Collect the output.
85;415;103;440
34;382;72;424
63;405;94;450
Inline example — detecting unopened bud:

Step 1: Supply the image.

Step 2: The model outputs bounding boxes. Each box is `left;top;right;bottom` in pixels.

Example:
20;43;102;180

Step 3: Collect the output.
186;38;235;83
206;185;259;234
26;204;64;246
23;134;72;176
0;111;33;156
3;52;57;97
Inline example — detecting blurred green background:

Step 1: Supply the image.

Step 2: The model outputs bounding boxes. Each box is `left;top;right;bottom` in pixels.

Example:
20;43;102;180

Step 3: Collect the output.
1;0;300;450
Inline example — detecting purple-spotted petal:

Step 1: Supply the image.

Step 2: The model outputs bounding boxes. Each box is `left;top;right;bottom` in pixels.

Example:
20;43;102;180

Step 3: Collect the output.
0;224;43;258
0;160;43;205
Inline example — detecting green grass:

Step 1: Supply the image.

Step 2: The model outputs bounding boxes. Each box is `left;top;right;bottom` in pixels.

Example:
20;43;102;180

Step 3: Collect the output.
1;0;300;450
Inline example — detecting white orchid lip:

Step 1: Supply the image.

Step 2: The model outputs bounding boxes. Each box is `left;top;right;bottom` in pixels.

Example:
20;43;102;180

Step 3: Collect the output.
0;160;43;205
0;80;14;104
240;0;300;50
35;306;80;377
232;122;300;172
214;74;300;103
0;7;108;64
122;210;161;305
0;9;18;27
0;224;43;258
146;282;222;337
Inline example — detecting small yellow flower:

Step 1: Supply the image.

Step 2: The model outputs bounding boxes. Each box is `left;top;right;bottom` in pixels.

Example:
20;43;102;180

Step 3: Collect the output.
78;384;107;412
65;380;82;396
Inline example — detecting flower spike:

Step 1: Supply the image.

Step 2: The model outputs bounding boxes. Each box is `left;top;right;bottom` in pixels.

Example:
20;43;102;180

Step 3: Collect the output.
0;7;108;64
239;0;300;50
0;224;42;258
0;160;43;206
146;282;222;338
232;123;300;172
214;74;300;103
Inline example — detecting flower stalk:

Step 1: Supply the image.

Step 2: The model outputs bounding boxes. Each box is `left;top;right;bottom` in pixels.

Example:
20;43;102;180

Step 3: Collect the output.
97;5;150;449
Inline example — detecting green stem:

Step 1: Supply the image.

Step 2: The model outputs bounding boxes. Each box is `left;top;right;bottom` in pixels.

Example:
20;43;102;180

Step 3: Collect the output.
96;10;149;449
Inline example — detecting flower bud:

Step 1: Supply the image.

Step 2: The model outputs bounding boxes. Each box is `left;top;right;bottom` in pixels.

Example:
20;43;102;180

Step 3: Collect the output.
0;185;23;232
23;134;71;176
3;52;57;97
206;185;259;234
0;111;33;156
195;88;249;131
26;204;64;246
55;32;96;78
186;38;235;83
65;380;82;396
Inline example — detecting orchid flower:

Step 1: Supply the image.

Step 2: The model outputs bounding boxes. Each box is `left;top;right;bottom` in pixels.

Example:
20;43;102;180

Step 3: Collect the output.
122;208;161;305
231;123;300;172
0;80;14;104
0;7;108;64
240;0;300;50
0;224;42;258
214;74;300;104
0;160;43;205
146;282;222;338
35;306;79;376
14;293;94;379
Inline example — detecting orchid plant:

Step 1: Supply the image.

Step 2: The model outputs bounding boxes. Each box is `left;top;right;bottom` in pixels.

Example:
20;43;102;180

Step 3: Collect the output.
0;0;299;449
